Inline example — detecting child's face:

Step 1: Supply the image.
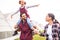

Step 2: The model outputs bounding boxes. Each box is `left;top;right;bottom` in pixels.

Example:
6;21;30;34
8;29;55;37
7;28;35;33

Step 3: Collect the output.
19;1;25;6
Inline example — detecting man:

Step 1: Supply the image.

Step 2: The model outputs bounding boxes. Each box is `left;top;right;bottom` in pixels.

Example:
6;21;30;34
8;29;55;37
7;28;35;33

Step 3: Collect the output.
16;13;39;40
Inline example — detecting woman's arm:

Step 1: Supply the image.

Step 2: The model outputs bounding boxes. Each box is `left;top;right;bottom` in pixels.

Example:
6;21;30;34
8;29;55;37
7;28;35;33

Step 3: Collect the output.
26;4;40;9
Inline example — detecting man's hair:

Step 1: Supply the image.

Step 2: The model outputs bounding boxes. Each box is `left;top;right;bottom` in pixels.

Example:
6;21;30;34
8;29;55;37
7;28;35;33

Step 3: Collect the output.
20;13;26;17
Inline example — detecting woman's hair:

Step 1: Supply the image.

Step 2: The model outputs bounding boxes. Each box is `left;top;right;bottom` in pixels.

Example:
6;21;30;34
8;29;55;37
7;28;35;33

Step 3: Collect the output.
53;19;59;24
19;1;26;4
48;13;55;21
48;13;59;23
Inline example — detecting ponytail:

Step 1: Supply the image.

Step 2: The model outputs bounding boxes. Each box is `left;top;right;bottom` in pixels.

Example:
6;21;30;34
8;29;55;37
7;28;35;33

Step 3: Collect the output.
53;19;59;24
47;13;59;24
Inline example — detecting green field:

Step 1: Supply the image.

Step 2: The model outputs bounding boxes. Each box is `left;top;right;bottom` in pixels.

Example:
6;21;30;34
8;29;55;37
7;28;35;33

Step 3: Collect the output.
15;34;46;40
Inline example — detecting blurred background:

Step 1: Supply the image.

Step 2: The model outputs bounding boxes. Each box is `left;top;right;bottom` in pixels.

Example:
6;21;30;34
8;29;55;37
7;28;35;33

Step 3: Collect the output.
0;0;60;40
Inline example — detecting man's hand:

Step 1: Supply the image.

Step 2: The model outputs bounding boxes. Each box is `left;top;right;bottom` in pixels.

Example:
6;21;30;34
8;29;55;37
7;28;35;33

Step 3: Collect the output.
33;29;40;34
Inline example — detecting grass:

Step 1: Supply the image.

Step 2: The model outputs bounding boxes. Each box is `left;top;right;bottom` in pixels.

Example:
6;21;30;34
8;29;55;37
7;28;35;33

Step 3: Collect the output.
33;34;46;40
15;34;46;40
15;38;19;40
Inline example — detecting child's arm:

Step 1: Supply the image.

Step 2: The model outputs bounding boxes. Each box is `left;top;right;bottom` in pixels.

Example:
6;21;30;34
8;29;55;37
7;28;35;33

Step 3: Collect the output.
26;4;40;9
11;9;20;18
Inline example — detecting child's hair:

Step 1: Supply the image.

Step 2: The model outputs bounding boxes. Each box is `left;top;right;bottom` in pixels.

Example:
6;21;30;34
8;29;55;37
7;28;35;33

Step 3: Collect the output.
19;1;26;4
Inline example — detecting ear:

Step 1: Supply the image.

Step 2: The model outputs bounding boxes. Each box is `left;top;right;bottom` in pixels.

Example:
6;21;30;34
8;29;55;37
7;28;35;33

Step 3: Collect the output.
19;1;21;4
49;17;52;20
24;2;26;4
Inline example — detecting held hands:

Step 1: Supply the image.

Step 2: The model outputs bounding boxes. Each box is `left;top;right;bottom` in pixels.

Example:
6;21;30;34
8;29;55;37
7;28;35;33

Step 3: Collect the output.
32;26;40;34
33;29;40;34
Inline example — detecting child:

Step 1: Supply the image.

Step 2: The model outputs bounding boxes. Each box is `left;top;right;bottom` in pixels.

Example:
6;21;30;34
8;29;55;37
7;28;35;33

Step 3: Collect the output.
11;0;40;36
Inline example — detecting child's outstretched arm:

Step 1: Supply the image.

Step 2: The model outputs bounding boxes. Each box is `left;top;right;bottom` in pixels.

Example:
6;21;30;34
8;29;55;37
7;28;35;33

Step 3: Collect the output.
27;4;40;9
11;9;20;18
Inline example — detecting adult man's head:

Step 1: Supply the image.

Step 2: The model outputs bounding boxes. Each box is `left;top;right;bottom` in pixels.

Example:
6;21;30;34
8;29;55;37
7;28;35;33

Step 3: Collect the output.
20;13;27;20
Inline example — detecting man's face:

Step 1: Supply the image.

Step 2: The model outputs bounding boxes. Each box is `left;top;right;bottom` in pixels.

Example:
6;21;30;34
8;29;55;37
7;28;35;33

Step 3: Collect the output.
21;14;27;20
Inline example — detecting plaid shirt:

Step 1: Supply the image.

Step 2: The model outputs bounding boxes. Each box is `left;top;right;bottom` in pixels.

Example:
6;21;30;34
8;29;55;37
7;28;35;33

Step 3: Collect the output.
41;23;60;40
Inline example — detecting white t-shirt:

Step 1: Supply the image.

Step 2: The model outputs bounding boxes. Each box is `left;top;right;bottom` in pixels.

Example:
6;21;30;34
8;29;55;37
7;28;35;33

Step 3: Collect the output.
46;24;52;40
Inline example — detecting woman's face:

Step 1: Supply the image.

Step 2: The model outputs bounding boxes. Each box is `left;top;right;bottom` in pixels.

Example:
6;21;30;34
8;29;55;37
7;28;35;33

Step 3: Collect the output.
45;15;51;22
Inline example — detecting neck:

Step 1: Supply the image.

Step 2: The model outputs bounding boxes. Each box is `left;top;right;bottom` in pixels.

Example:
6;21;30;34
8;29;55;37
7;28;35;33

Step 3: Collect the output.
48;20;53;25
22;19;26;23
22;19;25;22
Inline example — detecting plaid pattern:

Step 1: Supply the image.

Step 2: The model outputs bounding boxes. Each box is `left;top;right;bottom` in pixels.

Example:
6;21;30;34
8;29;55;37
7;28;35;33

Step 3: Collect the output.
43;23;60;40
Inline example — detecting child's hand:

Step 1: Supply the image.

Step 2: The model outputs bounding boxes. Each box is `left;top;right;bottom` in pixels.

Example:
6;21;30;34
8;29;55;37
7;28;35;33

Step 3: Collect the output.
35;4;40;7
11;15;13;19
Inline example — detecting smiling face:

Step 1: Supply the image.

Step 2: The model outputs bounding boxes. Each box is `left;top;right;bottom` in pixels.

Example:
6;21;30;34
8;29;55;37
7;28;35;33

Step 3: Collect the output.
21;13;27;20
19;1;26;6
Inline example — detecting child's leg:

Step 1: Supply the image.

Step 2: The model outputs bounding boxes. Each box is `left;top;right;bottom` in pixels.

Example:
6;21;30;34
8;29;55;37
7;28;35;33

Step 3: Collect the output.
17;19;21;24
27;18;33;28
13;29;18;36
14;19;21;28
13;19;21;36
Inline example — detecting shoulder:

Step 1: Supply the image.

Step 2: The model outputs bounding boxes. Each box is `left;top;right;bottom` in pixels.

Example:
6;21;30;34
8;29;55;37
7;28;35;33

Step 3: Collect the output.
52;23;60;28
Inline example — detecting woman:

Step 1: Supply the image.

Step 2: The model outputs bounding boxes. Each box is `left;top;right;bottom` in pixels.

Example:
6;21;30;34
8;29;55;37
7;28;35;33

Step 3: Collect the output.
40;13;60;40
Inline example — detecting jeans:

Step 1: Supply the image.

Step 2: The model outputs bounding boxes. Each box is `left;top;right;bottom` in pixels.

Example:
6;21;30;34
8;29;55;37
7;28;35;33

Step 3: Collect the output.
17;18;33;28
